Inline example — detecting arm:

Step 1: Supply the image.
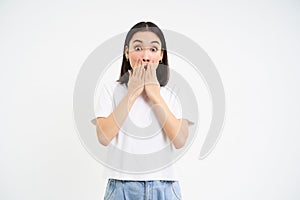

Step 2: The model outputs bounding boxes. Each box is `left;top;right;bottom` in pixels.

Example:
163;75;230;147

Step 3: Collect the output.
144;61;189;149
96;63;145;146
96;93;137;146
151;95;189;149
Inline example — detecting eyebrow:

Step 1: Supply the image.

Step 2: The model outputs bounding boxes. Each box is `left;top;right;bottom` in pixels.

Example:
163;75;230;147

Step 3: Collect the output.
132;39;161;45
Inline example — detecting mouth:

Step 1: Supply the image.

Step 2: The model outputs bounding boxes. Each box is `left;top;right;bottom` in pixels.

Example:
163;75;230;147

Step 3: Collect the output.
143;64;148;70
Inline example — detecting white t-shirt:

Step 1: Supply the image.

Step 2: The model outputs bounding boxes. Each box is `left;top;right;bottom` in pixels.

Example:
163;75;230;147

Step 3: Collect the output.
92;81;184;181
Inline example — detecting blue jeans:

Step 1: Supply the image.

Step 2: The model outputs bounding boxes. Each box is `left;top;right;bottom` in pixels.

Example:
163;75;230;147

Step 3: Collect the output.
104;179;182;200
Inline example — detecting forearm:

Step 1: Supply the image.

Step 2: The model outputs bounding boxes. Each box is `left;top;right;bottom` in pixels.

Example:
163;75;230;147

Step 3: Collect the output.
96;93;136;145
151;95;189;149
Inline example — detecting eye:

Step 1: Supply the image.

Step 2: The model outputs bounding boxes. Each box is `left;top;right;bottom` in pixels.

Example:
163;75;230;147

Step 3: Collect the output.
134;46;142;51
151;47;158;52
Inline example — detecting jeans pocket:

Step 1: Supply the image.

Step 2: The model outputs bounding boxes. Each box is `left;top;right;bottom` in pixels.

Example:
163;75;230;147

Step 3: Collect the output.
104;179;116;200
171;181;182;200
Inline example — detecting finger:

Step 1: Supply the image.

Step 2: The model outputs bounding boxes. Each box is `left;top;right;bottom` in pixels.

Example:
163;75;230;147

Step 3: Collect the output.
136;66;141;80
138;64;143;79
137;59;143;73
141;67;145;81
145;66;150;82
137;61;143;77
150;62;158;82
139;60;144;76
154;62;158;76
149;62;155;77
134;58;139;67
133;59;140;77
153;61;158;75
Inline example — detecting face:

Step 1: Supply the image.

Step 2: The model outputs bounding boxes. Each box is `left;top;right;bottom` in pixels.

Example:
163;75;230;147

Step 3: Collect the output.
125;31;164;69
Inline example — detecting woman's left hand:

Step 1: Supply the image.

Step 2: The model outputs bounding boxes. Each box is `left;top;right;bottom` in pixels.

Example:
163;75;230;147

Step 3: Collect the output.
144;61;160;102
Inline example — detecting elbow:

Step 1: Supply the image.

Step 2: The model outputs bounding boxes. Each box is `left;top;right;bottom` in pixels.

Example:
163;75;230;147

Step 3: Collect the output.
173;137;187;149
173;119;189;149
96;124;111;147
98;136;110;147
174;142;184;149
173;130;188;149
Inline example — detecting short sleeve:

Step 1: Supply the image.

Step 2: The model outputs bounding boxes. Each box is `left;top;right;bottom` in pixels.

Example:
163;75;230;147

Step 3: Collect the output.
170;87;195;126
90;82;114;126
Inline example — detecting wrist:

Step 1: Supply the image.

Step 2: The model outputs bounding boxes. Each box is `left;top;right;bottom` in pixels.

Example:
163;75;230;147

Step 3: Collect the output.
125;92;138;105
150;93;163;104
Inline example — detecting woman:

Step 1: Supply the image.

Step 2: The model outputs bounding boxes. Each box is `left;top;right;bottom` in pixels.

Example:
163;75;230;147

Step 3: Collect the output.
94;21;189;200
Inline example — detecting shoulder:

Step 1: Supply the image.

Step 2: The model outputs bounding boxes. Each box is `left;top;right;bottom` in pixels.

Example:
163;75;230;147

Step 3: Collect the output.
97;81;125;93
161;85;182;118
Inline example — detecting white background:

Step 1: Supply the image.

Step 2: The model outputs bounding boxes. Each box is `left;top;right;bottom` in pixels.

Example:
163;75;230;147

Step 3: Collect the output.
1;0;299;199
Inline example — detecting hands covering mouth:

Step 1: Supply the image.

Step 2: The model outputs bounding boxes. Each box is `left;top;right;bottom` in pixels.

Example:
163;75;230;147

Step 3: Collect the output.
127;59;160;101
143;63;148;70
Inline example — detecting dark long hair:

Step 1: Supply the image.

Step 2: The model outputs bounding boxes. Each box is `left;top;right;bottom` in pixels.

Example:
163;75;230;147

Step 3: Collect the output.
117;21;169;87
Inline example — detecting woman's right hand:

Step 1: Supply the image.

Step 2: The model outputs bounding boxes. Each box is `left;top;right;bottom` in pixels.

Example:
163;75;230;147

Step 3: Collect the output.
127;59;145;100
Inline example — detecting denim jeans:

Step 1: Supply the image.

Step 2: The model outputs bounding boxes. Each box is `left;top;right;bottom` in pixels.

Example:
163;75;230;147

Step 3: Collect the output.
103;179;182;200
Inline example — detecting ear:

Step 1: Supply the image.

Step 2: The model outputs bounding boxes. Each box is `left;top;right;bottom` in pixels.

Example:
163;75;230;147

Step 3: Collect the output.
125;45;129;60
159;50;164;62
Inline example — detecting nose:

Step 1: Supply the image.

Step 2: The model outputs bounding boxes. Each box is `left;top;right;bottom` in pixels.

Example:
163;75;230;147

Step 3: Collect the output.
142;49;150;63
142;58;150;63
